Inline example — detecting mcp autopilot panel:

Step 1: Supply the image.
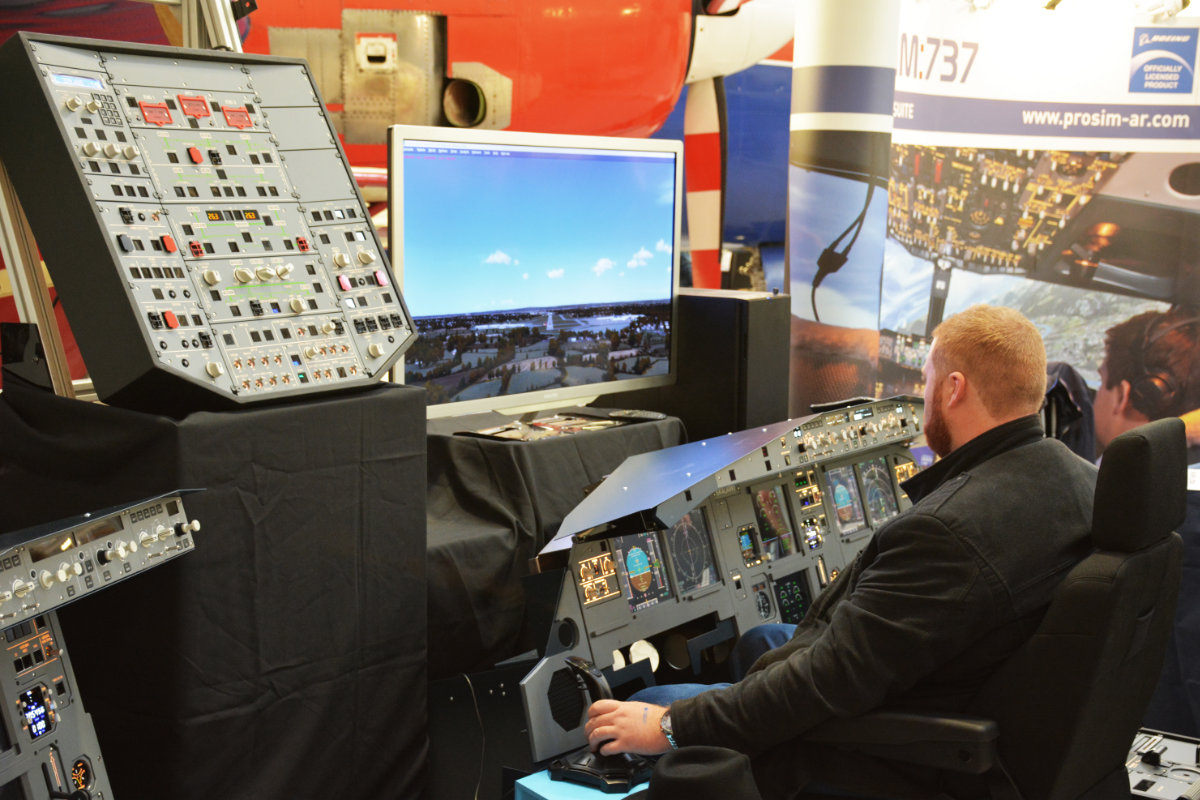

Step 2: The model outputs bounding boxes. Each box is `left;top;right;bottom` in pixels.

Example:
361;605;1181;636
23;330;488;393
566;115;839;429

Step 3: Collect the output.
0;32;415;413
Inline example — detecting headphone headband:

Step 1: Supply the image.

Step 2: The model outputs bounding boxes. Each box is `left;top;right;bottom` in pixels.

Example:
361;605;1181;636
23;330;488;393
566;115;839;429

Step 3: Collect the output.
1128;313;1200;419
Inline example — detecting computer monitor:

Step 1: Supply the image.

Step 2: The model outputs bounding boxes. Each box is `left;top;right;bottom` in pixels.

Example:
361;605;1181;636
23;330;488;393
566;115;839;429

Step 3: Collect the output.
387;125;682;418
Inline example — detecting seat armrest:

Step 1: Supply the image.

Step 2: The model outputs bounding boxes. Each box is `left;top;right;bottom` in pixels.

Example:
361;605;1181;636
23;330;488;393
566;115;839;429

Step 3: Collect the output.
805;711;1000;774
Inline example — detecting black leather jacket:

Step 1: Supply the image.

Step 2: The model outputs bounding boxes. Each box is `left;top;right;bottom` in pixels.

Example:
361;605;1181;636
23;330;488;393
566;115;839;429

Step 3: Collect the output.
671;416;1097;760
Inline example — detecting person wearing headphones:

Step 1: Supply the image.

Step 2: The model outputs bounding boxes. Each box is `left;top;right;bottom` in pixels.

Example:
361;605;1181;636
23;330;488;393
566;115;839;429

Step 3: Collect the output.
1093;306;1200;736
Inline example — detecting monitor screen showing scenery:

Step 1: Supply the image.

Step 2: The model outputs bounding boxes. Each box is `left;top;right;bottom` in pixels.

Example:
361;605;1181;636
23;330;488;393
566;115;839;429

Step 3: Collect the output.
388;125;682;417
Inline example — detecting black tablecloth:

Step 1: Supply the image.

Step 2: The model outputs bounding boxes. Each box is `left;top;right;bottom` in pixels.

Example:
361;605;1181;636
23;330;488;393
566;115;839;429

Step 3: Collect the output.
0;380;427;800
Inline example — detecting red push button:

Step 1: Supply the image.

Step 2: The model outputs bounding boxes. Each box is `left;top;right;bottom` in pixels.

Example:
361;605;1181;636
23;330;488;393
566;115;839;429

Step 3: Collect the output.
374;270;389;287
337;275;353;292
161;235;177;253
188;147;203;164
163;311;180;329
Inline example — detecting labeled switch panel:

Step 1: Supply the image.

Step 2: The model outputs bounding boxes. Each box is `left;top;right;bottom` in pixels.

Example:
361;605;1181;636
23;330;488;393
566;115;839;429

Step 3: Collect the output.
0;33;415;412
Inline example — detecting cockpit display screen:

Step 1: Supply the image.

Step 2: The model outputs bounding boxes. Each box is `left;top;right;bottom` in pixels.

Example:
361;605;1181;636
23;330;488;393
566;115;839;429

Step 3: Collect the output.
613;531;673;613
858;456;901;528
825;464;866;536
752;485;796;559
665;511;718;596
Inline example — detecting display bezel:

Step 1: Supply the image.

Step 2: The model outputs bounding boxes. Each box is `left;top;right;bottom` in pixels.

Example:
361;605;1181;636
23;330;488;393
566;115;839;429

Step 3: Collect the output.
387;124;682;418
824;463;868;537
856;455;902;529
663;509;721;597
751;483;798;560
612;530;674;614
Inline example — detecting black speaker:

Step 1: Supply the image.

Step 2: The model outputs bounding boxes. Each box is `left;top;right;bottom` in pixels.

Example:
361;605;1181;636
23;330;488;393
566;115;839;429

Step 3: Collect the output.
606;288;790;441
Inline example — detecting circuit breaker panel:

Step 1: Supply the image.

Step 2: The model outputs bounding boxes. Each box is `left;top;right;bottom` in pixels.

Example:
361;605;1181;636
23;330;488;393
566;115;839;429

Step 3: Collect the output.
0;32;415;413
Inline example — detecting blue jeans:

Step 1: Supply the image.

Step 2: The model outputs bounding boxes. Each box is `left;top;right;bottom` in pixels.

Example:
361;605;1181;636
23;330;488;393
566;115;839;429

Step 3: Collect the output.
629;623;797;705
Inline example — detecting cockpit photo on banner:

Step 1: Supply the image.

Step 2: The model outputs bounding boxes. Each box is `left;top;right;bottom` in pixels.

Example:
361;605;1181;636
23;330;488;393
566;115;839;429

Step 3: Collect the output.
880;2;1199;420
789;1;1200;465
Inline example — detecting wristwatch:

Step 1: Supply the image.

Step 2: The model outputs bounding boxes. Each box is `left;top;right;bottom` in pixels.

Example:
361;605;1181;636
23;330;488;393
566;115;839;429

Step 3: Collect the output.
659;710;678;749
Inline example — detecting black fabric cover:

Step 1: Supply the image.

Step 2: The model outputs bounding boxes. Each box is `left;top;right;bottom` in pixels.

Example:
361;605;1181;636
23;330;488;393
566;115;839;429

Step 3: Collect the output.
628;746;764;800
0;380;428;800
425;409;685;677
1094;417;1187;551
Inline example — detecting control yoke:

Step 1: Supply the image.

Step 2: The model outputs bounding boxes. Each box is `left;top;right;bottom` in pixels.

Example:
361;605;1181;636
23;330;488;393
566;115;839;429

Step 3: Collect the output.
547;657;654;794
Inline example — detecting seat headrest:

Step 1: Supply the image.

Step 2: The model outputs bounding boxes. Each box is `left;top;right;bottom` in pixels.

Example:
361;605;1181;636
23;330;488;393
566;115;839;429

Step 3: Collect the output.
1093;417;1187;552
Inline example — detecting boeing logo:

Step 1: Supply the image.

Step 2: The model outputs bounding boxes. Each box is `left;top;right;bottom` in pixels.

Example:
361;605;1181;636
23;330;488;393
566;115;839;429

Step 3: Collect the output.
1139;32;1193;46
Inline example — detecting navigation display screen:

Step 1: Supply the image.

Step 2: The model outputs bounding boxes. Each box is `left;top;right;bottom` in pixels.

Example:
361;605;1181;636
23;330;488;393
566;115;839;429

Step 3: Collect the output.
665;511;718;596
752;485;796;559
825;464;866;536
613;531;673;613
858;456;901;528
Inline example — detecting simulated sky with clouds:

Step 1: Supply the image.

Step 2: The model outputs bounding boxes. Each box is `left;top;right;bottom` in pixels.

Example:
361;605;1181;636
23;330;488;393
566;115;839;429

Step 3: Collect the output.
398;145;677;318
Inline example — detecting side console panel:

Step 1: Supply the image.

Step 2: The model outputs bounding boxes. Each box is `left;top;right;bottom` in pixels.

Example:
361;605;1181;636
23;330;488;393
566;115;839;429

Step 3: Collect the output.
0;492;199;799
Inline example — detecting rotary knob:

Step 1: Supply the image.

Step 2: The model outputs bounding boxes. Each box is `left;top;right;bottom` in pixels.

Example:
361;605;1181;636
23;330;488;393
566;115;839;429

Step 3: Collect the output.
234;268;253;284
64;96;83;111
289;298;305;313
205;362;225;378
304;346;317;360
255;266;275;282
56;562;81;583
12;579;31;599
333;253;351;268
81;141;99;157
123;145;138;159
277;263;295;279
321;321;335;334
202;269;221;286
367;343;385;358
139;531;155;547
357;251;376;265
39;571;55;590
85;98;101;113
102;143;118;158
